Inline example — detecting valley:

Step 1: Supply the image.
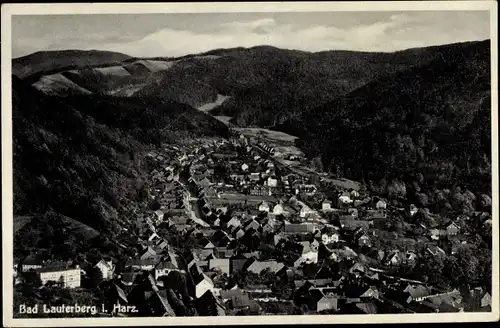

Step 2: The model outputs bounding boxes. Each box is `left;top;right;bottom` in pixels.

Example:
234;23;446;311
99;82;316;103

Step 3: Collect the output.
11;39;493;317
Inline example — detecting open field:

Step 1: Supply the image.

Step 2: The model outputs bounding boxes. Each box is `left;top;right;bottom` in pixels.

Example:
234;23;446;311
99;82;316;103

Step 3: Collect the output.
198;94;231;112
234;127;298;143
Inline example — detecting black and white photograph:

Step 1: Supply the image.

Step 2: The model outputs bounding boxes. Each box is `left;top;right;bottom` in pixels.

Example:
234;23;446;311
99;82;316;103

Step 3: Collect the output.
2;2;498;326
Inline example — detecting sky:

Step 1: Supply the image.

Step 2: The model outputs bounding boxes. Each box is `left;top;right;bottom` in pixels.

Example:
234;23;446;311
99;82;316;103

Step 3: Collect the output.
12;11;490;58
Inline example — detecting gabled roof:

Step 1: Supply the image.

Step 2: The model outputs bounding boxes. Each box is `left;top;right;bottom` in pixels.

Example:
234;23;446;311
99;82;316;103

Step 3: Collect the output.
246;260;285;274
38;261;74;273
360;286;379;299
121;271;140;285
156;252;179;270
318;295;339;310
356;302;377;314
407;285;432;299
115;284;128;303
155;289;176;316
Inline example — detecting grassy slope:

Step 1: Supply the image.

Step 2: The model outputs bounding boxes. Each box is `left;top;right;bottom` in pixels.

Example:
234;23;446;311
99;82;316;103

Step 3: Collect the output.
13;50;132;80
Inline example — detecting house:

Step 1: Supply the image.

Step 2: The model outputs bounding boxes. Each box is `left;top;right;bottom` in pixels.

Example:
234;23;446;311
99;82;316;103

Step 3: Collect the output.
109;284;129;309
337;192;352;207
261;218;278;234
469;287;492;310
322;231;340;244
295;184;317;196
272;203;284;215
406;251;417;263
140;246;158;260
384;251;403;266
291;241;319;267
322;199;332;212
364;209;386;220
405;285;432;303
208;259;231;275
94;259;115;280
241;163;249;172
232;227;246;240
317;295;339;312
245;259;285;275
422;290;463;311
197;290;227;316
125;258;159;271
340;219;371;231
215;207;228;215
197;237;215;249
38;262;81;288
356;302;378;314
154;252;181;279
348;262;367;276
446;222;460;236
220;289;255;311
426;245;446;257
148;231;160;242
267;176;278;188
244;219;261;232
153;210;165;224
357;234;372;247
360;286;379;299
282;221;317;235
190;264;215;298
230;256;249;275
227;217;242;229
347;208;359;218
120;271;140;286
258;201;270;213
299;206;316;218
375;199;387;210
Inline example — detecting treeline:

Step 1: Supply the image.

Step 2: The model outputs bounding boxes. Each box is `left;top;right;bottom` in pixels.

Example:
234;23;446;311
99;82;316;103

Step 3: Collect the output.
284;40;492;206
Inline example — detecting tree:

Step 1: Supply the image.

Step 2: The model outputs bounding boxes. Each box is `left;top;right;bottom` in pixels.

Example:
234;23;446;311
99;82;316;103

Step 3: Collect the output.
445;245;480;287
415;193;429;207
386;179;406;199
478;194;492;210
311;156;324;172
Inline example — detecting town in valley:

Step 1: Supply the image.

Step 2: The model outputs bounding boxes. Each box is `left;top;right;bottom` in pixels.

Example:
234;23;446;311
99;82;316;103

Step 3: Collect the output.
13;124;493;317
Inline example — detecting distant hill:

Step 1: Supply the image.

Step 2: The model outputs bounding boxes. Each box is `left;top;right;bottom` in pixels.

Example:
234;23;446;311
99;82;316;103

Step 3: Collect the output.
12;75;228;243
12;49;132;79
282;40;491;207
16;43;489;129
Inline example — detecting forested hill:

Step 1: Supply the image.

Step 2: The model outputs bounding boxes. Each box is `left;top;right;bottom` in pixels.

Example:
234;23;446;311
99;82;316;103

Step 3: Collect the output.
13;50;132;79
12;75;228;237
283;40;491;211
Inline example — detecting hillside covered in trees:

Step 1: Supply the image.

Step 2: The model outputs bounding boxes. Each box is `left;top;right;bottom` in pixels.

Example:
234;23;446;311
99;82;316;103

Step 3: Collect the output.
12;75;228;258
16;44;476;126
280;40;491;213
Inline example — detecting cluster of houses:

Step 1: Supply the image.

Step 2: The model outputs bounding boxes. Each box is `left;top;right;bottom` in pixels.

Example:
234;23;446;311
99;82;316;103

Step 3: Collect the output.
14;136;493;316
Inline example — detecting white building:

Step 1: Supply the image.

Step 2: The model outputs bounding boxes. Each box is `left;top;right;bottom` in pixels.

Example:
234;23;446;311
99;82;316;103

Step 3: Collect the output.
376;200;387;210
322;232;340;244
272;204;284;215
39;264;81;288
258;201;270;212
267;176;278;188
322;200;332;212
94;259;115;280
